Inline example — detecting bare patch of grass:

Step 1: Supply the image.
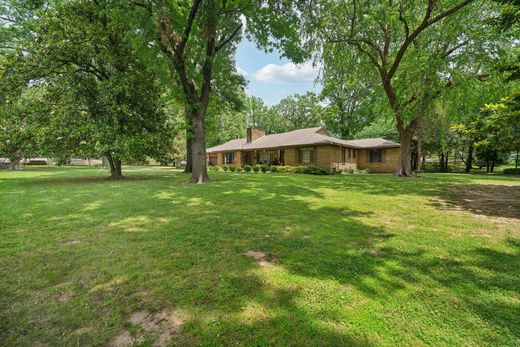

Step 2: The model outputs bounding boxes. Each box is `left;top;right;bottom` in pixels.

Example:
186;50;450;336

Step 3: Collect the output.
244;250;274;267
127;309;183;347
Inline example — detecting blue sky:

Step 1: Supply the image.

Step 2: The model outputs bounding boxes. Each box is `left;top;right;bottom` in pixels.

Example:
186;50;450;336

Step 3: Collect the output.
235;39;321;105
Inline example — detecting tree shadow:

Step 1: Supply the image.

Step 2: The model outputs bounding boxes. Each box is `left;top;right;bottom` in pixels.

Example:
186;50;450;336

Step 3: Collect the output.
2;170;520;345
429;184;520;220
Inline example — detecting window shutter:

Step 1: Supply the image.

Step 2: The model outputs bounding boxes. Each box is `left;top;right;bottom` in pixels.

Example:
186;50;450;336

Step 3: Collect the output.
296;148;299;164
382;149;386;163
342;148;346;162
312;147;317;163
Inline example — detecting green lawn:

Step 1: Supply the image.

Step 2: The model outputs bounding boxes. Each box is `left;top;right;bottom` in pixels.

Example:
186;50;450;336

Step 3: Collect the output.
1;167;519;346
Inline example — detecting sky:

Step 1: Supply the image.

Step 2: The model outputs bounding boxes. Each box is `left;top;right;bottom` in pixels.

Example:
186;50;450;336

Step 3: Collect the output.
235;39;321;105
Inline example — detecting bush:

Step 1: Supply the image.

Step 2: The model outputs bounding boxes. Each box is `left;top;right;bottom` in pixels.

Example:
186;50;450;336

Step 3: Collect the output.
294;166;330;175
504;168;520;175
252;164;261;173
243;165;252;172
270;166;278;173
222;165;229;172
273;165;296;173
208;166;218;171
342;168;370;174
260;164;268;173
229;166;237;172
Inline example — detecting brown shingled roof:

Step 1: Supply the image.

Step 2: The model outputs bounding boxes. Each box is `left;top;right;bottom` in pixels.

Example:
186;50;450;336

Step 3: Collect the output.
206;127;399;153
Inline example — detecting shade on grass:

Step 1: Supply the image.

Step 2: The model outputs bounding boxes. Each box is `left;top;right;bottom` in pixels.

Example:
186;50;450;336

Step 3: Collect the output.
1;167;519;346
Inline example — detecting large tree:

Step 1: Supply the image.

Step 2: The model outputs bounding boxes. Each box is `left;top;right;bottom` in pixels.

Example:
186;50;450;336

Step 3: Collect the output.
2;0;175;179
133;0;303;183
320;47;380;139
272;92;324;131
300;0;505;176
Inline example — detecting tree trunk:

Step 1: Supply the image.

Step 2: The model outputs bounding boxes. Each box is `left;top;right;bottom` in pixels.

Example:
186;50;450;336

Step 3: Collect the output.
189;108;210;183
444;152;449;172
106;153;123;180
439;153;445;173
464;144;474;173
395;126;415;176
10;157;21;171
183;104;193;173
115;158;123;179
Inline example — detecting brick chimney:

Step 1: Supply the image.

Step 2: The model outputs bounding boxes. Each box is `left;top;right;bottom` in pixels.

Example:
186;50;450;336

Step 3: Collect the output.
246;128;265;143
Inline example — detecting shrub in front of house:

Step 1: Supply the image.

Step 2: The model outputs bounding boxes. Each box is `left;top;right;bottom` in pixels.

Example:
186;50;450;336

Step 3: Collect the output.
252;164;261;173
222;165;229;172
270;166;278;173
272;166;296;173
208;166;219;171
244;165;252;172
229;166;237;172
342;168;370;174
260;164;268;173
294;166;330;175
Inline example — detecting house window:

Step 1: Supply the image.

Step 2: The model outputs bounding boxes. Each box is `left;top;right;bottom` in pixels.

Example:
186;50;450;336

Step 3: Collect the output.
369;149;384;163
344;148;357;160
224;152;235;164
299;147;314;164
258;151;271;163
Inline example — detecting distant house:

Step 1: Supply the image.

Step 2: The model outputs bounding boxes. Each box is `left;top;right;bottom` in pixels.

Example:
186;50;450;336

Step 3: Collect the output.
206;127;400;173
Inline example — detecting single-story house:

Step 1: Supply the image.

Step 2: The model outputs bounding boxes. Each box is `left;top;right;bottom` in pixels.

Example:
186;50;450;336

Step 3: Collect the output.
206;127;400;173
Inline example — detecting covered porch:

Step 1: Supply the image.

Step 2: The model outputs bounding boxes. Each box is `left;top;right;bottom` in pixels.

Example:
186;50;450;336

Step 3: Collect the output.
242;148;285;166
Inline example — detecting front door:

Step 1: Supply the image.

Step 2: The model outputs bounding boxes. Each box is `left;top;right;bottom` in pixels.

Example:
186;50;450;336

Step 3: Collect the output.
244;152;252;165
279;149;285;165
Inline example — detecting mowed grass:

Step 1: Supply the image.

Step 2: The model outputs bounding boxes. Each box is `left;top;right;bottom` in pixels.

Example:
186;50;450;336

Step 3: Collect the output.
1;167;519;346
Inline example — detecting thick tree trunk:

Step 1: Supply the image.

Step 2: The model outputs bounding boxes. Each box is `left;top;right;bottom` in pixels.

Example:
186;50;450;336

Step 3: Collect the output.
115;158;123;178
395;126;415;176
464;144;474;173
10;158;21;171
105;153;123;180
189;108;210;183
444;152;449;172
10;157;21;171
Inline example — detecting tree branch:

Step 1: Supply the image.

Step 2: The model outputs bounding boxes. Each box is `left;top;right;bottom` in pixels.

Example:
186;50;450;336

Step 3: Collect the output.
215;23;242;53
0;15;16;23
177;0;203;54
387;0;474;80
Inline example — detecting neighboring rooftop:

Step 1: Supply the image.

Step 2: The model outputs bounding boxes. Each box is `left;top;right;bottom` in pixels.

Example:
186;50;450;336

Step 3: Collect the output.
206;127;400;153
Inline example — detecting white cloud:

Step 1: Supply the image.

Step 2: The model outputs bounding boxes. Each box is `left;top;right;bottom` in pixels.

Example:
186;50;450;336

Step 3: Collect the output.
252;62;319;84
